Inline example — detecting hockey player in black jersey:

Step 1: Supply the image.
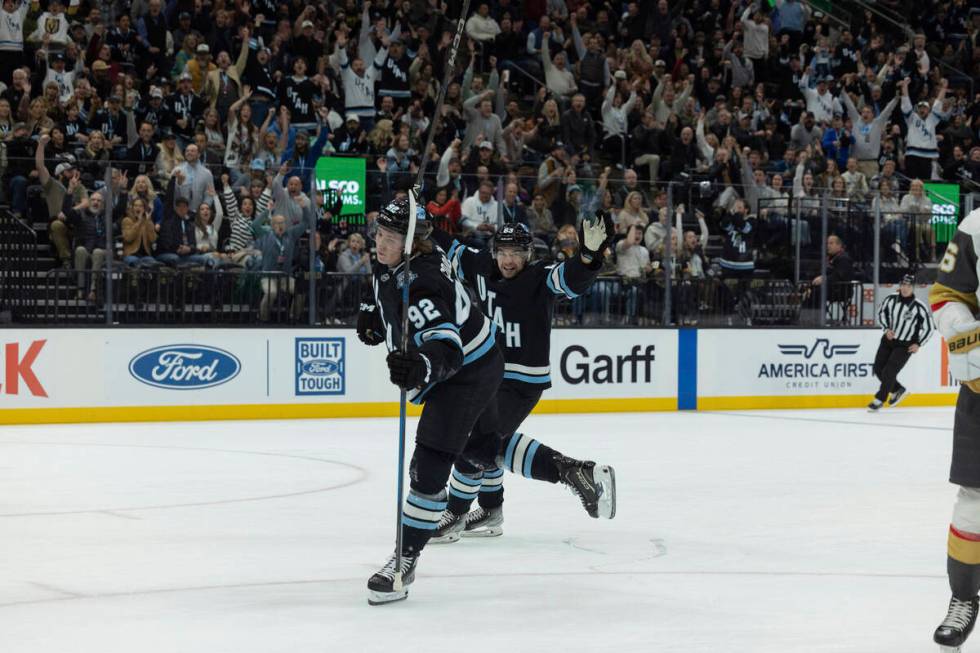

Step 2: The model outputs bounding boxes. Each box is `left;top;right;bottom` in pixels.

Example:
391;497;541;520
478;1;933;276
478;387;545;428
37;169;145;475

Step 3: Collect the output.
423;215;614;542
358;198;616;605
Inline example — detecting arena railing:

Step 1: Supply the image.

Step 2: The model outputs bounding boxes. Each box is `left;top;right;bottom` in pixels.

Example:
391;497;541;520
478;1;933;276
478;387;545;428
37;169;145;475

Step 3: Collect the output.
6;153;963;327
0;209;39;323
35;266;867;328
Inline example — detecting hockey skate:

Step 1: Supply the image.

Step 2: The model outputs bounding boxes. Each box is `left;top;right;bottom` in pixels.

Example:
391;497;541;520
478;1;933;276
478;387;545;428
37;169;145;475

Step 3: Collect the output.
428;511;466;544
867;399;882;412
367;551;418;606
934;595;978;651
888;388;909;407
461;506;504;537
554;455;617;519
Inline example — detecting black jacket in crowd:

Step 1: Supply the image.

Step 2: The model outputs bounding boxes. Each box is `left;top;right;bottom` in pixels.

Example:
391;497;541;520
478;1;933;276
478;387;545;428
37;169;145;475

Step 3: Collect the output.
156;177;197;255
64;206;107;252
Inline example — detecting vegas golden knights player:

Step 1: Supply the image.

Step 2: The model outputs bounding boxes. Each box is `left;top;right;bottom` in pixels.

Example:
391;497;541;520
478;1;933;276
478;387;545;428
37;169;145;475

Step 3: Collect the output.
929;207;980;650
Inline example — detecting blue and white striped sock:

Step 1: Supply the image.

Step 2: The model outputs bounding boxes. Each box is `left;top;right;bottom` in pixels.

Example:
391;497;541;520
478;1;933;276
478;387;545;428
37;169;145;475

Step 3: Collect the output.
480;467;504;493
447;468;482;515
499;433;559;483
477;466;505;509
448;467;483;501
402;489;448;532
501;432;541;478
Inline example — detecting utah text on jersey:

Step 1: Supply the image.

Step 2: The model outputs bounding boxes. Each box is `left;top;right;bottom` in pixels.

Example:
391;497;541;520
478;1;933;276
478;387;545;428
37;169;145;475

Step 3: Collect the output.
437;234;601;388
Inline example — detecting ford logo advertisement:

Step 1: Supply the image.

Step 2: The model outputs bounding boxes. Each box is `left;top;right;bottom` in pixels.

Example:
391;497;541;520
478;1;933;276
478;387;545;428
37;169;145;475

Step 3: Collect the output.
129;345;241;390
301;360;339;376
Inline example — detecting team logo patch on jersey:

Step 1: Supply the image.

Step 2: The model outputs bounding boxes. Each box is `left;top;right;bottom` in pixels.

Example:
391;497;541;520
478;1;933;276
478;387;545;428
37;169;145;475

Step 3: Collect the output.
396;270;417;289
295;337;345;396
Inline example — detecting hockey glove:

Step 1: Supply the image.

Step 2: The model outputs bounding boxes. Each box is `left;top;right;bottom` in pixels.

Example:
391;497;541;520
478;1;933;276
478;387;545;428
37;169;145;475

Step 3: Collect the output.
580;210;614;263
387;350;431;389
947;321;980;390
357;303;386;346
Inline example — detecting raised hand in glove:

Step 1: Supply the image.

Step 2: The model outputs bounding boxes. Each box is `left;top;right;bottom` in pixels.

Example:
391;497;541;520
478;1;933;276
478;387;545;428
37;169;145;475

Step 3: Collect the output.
580;209;615;263
387;350;430;389
357;303;385;346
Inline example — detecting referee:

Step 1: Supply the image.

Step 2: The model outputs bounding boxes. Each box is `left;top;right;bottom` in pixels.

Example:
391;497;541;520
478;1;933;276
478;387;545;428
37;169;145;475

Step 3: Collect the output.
869;274;935;411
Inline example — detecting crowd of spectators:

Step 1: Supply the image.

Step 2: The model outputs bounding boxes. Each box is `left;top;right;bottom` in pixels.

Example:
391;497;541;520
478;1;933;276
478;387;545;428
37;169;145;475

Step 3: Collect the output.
0;0;979;322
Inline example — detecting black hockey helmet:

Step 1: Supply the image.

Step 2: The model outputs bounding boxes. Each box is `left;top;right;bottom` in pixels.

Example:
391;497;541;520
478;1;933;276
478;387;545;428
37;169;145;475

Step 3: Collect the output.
493;222;533;257
375;195;432;240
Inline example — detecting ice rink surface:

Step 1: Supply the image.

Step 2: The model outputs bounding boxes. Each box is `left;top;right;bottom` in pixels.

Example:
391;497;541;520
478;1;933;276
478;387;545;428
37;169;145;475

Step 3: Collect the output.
0;407;963;652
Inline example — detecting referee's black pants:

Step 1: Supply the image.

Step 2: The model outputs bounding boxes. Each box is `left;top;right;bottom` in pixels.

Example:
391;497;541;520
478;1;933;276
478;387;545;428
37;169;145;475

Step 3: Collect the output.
873;335;913;402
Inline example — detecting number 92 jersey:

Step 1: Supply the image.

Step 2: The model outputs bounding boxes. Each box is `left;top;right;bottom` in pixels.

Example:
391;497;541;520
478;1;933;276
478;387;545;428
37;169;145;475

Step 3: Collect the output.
372;246;497;405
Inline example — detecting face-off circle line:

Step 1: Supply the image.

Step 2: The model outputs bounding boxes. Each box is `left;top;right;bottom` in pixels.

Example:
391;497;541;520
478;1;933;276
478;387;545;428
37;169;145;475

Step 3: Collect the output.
0;440;368;517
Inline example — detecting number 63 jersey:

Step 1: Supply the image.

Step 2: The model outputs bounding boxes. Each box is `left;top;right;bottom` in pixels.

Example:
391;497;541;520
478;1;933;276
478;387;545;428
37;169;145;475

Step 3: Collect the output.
372;247;497;405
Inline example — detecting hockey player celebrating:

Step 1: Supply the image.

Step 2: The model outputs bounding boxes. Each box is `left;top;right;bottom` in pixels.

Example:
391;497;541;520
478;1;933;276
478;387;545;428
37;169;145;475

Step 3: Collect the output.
867;274;934;411
357;197;616;605
424;214;614;542
928;207;980;650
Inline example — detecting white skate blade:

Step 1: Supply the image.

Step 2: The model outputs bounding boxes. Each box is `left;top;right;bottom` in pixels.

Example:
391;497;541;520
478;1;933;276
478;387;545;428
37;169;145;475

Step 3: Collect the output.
595;465;616;519
461;525;503;538
938;646;962;653
368;588;408;606
428;532;461;544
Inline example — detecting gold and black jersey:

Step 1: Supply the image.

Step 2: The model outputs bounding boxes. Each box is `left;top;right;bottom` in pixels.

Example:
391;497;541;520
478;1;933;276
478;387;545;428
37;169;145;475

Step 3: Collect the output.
930;208;980;316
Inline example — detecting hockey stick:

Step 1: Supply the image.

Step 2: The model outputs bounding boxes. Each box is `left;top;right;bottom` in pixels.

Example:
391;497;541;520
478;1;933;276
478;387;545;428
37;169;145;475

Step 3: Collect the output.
394;0;473;592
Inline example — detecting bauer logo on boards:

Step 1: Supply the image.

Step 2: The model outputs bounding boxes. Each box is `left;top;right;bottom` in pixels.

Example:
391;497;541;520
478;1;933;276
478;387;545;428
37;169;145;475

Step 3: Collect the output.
295;337;345;396
128;345;241;390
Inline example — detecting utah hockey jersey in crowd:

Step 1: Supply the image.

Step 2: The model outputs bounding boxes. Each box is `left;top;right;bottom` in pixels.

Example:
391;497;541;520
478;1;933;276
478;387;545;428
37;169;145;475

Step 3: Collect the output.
243;38;276;100
371;248;496;404
0;0;29;52
902;96;949;160
798;73;842;124
877;293;934;344
430;230;600;388
279;75;319;125
335;45;387;119
166;90;206;140
718;212;755;272
378;48;412;102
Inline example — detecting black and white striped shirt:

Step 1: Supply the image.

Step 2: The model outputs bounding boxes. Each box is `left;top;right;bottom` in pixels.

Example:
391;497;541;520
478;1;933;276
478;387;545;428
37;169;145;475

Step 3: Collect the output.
877;293;935;344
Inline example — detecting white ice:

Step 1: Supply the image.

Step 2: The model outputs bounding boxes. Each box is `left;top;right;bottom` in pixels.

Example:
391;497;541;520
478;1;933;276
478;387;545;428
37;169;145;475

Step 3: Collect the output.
0;408;962;652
